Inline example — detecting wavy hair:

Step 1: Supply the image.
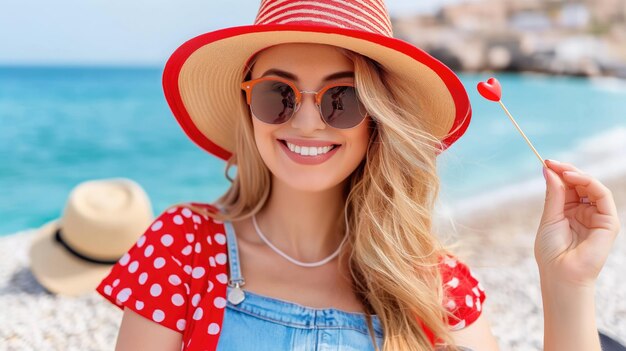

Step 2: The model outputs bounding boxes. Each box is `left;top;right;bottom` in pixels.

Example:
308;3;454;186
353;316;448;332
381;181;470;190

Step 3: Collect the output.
174;46;460;351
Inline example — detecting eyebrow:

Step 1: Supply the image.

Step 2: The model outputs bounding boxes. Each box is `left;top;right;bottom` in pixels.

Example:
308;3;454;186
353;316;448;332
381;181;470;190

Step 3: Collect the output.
260;68;354;82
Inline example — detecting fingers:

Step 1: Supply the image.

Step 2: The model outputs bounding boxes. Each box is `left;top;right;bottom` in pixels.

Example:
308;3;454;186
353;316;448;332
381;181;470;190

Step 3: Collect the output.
546;160;587;209
545;159;589;198
545;159;587;175
561;171;618;218
542;166;567;223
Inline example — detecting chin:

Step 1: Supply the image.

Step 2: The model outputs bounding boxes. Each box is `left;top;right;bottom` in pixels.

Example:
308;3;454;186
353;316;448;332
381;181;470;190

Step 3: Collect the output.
274;172;346;193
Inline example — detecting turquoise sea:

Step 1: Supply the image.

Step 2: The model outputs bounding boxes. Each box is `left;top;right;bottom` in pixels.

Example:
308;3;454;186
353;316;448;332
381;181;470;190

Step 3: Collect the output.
1;66;625;236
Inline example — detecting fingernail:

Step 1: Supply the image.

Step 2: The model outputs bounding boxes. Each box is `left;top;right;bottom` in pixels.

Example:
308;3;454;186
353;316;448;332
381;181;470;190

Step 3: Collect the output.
546;159;560;164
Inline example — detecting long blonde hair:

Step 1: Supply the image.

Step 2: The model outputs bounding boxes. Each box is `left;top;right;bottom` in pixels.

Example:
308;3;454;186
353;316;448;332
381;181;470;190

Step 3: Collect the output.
174;46;460;351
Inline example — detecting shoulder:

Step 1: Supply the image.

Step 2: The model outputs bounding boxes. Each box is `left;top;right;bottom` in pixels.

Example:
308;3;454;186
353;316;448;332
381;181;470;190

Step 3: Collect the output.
150;202;226;247
159;202;221;228
144;202;229;271
438;254;486;331
95;202;229;333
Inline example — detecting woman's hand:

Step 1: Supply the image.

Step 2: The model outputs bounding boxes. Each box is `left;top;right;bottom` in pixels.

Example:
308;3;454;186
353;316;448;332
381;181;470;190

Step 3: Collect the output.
534;159;621;287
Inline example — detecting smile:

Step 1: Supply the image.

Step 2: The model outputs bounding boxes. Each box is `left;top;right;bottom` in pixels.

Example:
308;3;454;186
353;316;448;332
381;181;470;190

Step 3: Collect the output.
277;139;342;165
284;141;338;156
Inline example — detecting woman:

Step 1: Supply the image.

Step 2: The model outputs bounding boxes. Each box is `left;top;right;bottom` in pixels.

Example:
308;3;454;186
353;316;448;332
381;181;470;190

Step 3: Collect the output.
96;1;621;350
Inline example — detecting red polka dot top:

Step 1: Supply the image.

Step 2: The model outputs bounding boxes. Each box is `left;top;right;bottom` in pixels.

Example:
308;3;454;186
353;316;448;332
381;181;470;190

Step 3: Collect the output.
96;202;486;350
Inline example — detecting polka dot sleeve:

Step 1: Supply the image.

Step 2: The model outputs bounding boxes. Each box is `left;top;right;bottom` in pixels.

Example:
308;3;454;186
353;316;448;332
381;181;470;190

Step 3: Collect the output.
96;205;199;334
440;255;486;331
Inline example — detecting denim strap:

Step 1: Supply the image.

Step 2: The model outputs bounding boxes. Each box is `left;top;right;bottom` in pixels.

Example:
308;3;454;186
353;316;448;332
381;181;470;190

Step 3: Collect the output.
223;219;245;287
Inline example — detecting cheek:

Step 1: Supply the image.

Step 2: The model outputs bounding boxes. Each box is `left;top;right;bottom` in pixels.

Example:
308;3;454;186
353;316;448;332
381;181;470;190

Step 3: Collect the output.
348;122;372;158
252;119;281;157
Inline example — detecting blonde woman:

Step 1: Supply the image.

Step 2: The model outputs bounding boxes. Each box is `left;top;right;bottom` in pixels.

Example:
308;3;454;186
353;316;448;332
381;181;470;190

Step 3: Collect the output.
96;1;621;350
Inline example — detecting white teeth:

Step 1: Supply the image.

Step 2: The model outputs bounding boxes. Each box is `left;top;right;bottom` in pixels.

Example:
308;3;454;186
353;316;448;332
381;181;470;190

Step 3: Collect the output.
285;141;334;156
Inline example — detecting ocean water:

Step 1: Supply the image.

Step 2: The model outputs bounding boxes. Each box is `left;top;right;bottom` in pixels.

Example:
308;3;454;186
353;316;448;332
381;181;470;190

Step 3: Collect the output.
1;67;625;236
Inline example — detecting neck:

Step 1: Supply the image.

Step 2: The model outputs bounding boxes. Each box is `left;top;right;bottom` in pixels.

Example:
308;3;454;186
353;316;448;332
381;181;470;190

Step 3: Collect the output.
255;175;348;263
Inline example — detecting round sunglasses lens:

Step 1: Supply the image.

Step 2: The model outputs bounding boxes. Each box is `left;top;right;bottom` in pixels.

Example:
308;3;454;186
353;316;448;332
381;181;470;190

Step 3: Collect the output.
320;86;366;129
250;80;296;124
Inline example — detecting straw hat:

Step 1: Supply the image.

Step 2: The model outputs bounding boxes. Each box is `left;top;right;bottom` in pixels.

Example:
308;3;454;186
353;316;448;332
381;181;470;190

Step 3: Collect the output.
29;178;154;296
162;0;472;162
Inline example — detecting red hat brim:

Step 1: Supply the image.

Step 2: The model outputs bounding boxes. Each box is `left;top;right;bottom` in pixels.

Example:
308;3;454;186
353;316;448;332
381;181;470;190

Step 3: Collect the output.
163;24;471;161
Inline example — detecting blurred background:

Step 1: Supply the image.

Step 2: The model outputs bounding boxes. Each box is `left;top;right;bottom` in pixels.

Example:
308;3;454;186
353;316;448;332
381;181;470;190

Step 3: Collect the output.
1;0;625;350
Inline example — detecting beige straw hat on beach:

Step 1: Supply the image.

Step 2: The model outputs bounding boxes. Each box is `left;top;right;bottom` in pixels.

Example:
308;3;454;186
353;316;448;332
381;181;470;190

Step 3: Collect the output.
29;178;154;296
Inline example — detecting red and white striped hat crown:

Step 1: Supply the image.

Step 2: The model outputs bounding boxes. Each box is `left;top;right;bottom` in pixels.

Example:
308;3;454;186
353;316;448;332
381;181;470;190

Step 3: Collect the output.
254;0;393;37
162;0;472;162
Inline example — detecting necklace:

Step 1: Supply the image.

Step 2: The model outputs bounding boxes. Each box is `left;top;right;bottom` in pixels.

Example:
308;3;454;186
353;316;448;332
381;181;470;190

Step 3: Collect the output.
251;210;350;268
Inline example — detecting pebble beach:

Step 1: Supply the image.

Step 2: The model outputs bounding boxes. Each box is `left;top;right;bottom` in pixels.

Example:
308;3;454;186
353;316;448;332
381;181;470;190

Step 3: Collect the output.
1;166;625;350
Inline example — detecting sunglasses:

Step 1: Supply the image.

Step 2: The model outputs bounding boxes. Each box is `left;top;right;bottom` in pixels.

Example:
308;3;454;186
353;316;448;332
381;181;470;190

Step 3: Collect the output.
241;76;369;129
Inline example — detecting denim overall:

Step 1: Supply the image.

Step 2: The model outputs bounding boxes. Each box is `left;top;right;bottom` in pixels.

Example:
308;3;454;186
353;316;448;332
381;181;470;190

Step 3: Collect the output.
215;219;384;351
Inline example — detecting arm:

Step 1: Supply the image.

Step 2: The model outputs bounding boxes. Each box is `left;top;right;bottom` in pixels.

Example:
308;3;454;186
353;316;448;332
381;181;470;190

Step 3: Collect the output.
449;313;500;351
540;278;599;351
536;160;620;351
447;159;618;351
447;273;601;351
438;256;499;351
116;308;182;351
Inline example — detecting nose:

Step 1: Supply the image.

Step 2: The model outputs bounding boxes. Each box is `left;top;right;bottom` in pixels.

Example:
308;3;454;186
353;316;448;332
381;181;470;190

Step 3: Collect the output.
290;92;326;132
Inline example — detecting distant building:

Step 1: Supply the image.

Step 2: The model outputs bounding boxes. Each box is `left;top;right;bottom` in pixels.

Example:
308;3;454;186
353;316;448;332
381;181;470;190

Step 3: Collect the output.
558;3;590;29
390;0;626;76
510;11;553;31
437;0;507;32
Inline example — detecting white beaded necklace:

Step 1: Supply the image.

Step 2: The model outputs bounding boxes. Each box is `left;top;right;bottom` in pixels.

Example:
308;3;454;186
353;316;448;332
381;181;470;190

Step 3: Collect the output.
251;211;350;268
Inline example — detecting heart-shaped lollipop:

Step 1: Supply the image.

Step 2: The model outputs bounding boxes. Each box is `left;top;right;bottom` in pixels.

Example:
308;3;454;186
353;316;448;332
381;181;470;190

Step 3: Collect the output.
477;77;502;101
477;77;546;167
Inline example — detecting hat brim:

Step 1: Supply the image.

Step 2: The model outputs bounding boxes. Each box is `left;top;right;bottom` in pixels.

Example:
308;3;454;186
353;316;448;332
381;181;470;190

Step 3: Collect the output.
28;219;114;297
163;24;472;161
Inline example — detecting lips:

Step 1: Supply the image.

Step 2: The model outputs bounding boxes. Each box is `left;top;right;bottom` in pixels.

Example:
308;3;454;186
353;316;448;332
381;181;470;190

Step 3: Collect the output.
277;139;341;149
276;138;342;165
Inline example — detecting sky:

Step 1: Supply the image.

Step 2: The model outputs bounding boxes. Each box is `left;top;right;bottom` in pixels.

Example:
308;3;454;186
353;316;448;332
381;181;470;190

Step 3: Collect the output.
0;0;462;66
